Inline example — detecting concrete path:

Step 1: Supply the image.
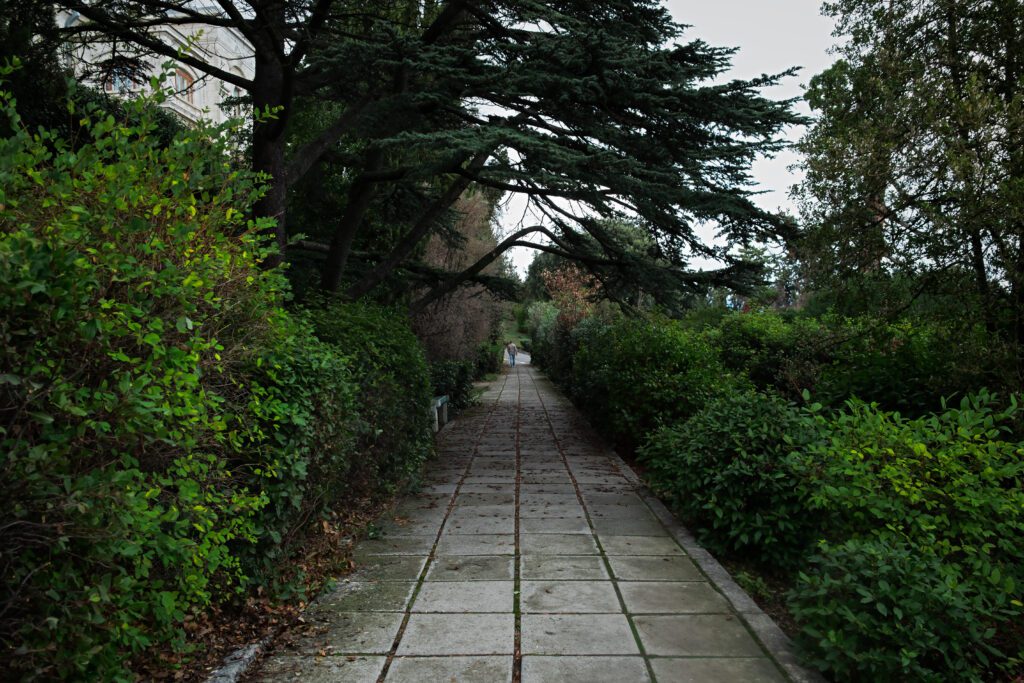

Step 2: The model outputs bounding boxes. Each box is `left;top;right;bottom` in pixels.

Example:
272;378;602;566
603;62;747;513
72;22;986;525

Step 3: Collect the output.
247;361;796;682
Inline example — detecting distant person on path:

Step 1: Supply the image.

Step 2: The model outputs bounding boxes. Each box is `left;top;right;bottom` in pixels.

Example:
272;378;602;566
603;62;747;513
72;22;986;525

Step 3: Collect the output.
506;341;518;367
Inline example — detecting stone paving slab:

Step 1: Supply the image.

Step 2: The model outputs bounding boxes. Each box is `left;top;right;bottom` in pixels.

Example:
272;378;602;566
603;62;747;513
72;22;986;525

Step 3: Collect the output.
386;656;512;682
649;657;787;683
521;656;651;682
247;361;814;682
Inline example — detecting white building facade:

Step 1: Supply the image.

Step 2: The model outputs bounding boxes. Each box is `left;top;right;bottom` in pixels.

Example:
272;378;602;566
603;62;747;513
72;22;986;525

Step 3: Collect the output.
59;9;253;126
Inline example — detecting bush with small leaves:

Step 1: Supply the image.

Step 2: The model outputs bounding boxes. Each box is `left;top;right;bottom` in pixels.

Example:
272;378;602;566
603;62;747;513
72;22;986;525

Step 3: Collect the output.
789;537;1017;682
305;299;433;494
788;393;1024;679
0;69;285;677
430;360;475;411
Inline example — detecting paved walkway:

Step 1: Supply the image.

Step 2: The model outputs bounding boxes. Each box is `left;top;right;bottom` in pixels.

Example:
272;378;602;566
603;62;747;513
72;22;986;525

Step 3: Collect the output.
248;360;796;682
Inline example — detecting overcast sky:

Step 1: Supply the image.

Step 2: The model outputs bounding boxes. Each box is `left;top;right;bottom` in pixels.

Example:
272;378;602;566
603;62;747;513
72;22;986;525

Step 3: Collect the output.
500;0;838;275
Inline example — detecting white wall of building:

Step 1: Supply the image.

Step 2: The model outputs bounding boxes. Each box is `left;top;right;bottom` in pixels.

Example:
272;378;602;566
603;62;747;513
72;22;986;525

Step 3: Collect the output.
59;10;254;126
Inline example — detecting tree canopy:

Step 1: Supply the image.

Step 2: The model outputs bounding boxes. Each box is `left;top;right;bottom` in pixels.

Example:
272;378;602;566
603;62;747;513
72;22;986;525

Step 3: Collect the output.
796;0;1024;340
53;0;800;306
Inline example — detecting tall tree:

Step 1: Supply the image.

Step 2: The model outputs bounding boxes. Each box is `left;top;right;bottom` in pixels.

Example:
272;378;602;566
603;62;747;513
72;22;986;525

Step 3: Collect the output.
57;0;801;301
796;0;1024;349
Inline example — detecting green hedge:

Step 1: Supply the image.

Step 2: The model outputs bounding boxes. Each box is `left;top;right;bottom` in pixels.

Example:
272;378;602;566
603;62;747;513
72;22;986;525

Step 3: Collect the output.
544;304;1023;679
642;384;1024;679
0;77;430;679
569;317;732;451
701;310;1004;417
638;389;821;568
430;360;475;411
306;300;432;494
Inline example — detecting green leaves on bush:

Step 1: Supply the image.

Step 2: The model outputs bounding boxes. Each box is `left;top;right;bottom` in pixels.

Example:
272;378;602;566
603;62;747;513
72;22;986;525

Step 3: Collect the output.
430;360;475;411
0;75;434;679
0;81;283;677
306;300;433;493
639;390;822;568
569;317;731;451
786;393;1024;679
547;303;1024;679
789;537;1014;682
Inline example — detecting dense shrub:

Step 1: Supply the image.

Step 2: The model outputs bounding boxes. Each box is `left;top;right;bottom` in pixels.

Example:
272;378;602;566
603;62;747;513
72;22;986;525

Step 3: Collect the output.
239;314;358;580
638;389;822;568
305;300;432;493
0;76;432;678
817;319;1005;417
525;300;559;371
703;310;1005;416
0;82;289;677
790;537;1016;682
570;316;730;450
703;311;827;400
788;394;1024;679
430;360;474;411
474;340;504;377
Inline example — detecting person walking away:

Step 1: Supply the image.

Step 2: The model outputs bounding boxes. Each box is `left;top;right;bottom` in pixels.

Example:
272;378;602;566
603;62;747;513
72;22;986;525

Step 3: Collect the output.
505;341;518;367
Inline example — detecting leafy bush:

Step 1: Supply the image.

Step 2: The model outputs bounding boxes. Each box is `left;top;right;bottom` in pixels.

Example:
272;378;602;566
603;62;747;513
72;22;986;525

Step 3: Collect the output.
305;300;433;493
570;316;730;451
795;393;1024;571
430;360;474;411
525;300;559;371
0;71;432;679
474;340;503;377
817;319;1005;417
704;311;827;400
788;393;1024;679
638;389;822;567
0;78;286;677
789;537;1016;682
703;310;1006;416
239;314;358;581
514;303;529;333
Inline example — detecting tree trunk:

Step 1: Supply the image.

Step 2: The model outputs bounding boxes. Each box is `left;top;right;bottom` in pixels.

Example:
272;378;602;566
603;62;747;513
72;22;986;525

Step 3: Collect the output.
321;149;384;292
250;31;289;267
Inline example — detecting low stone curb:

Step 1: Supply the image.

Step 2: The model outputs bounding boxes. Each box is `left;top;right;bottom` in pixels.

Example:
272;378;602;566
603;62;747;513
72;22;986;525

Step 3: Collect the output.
608;448;827;683
204;634;274;683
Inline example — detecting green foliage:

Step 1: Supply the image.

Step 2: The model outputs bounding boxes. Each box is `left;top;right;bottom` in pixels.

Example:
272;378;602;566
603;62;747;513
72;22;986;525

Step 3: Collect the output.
513;304;529;333
815;320;1006;417
473;341;504;378
0;77;280;677
430;360;474;411
638;389;821;568
795;393;1024;579
788;393;1024;680
796;0;1024;347
525;301;559;371
701;310;1006;416
790;537;1016;682
305;299;432;493
239;313;358;583
0;71;433;679
704;312;827;400
570;317;729;450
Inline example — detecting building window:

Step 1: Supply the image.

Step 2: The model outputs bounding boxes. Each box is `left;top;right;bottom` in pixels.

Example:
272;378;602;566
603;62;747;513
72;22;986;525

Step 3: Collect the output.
104;65;138;93
174;69;195;104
